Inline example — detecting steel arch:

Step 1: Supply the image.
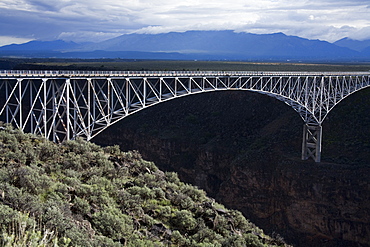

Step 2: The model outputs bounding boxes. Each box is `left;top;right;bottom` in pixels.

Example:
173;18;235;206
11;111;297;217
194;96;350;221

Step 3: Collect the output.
1;70;369;162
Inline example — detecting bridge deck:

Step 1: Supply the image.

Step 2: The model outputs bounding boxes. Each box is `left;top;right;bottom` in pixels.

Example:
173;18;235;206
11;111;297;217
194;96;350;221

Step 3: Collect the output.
1;70;369;78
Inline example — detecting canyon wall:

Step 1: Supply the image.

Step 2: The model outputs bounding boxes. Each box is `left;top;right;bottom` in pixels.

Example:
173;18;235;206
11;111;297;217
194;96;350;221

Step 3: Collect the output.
93;89;370;246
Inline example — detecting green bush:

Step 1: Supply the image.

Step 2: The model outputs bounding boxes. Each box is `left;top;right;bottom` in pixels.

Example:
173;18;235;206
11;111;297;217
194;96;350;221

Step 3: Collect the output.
0;211;70;247
92;207;133;240
72;196;91;215
0;204;22;225
171;210;197;231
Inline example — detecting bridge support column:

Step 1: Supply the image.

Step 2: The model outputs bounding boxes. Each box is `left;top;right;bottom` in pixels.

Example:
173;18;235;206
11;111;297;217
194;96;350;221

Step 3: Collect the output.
302;123;322;162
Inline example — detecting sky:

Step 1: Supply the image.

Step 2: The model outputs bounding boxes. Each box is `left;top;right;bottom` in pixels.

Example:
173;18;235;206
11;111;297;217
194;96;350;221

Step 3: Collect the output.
0;0;369;46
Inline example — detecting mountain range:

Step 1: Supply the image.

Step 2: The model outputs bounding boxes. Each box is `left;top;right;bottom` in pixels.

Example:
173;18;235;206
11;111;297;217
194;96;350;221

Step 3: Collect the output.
1;30;370;61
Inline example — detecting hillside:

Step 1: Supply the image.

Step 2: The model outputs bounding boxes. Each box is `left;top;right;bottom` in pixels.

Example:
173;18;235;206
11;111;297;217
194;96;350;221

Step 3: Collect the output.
0;123;289;246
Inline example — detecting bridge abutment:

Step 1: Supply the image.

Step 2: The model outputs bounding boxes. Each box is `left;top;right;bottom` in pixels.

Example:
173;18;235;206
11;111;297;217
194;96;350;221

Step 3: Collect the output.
302;123;322;162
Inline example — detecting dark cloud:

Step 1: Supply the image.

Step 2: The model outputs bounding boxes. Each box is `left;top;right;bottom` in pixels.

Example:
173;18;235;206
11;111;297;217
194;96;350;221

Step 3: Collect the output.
0;8;62;40
27;0;66;12
0;0;369;44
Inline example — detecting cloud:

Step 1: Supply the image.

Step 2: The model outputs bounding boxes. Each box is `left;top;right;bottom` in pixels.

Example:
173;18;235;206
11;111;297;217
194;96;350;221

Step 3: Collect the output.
348;26;370;40
0;0;369;45
58;32;122;43
0;8;62;40
0;36;33;46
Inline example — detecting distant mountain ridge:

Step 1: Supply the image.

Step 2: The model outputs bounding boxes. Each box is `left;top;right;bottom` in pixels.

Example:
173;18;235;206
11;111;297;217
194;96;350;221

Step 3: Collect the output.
334;37;370;52
0;40;81;51
0;30;369;61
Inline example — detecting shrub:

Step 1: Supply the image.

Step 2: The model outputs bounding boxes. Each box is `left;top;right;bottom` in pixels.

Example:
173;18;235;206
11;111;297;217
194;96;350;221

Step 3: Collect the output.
171;230;191;246
127;185;154;201
171;210;197;231
92;207;133;240
0;211;70;247
42;202;73;235
165;172;180;184
38;140;62;163
0;204;22;225
72;196;91;215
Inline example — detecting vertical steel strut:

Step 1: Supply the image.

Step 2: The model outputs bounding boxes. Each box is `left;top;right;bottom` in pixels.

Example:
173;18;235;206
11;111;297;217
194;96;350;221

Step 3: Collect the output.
302;123;322;162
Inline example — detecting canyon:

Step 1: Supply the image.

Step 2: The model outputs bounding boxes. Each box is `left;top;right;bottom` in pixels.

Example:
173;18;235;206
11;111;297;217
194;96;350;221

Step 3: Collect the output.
93;88;370;246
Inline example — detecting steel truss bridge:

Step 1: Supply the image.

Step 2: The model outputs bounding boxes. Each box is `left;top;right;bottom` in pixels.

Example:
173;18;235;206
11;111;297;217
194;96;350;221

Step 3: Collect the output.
1;70;369;162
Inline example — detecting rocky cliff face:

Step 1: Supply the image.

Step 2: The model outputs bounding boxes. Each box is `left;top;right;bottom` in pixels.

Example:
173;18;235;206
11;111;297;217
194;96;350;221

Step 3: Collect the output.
219;160;370;246
93;89;370;247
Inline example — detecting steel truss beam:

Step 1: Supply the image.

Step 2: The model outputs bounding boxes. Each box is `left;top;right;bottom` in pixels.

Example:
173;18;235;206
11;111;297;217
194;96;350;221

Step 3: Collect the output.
1;71;369;162
302;123;322;162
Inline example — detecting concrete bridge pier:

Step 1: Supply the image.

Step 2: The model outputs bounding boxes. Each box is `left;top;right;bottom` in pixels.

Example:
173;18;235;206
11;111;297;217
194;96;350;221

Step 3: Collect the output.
302;123;322;162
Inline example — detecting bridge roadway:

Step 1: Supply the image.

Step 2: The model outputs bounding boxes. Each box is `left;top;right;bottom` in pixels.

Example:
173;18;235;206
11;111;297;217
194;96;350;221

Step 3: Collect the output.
1;70;370;77
1;70;370;162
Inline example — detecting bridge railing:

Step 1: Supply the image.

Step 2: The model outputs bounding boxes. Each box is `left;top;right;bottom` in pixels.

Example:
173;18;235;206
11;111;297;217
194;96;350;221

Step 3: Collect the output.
1;70;369;77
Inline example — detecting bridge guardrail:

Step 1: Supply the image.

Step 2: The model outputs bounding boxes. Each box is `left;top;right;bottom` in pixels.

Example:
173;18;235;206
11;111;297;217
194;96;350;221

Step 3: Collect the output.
0;70;369;78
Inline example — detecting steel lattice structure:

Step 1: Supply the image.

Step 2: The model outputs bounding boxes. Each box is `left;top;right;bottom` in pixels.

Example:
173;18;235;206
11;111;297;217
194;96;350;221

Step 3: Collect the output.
1;70;369;162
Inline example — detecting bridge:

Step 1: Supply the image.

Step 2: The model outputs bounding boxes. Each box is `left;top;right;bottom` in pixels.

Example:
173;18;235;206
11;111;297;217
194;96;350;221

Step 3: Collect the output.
0;70;369;162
